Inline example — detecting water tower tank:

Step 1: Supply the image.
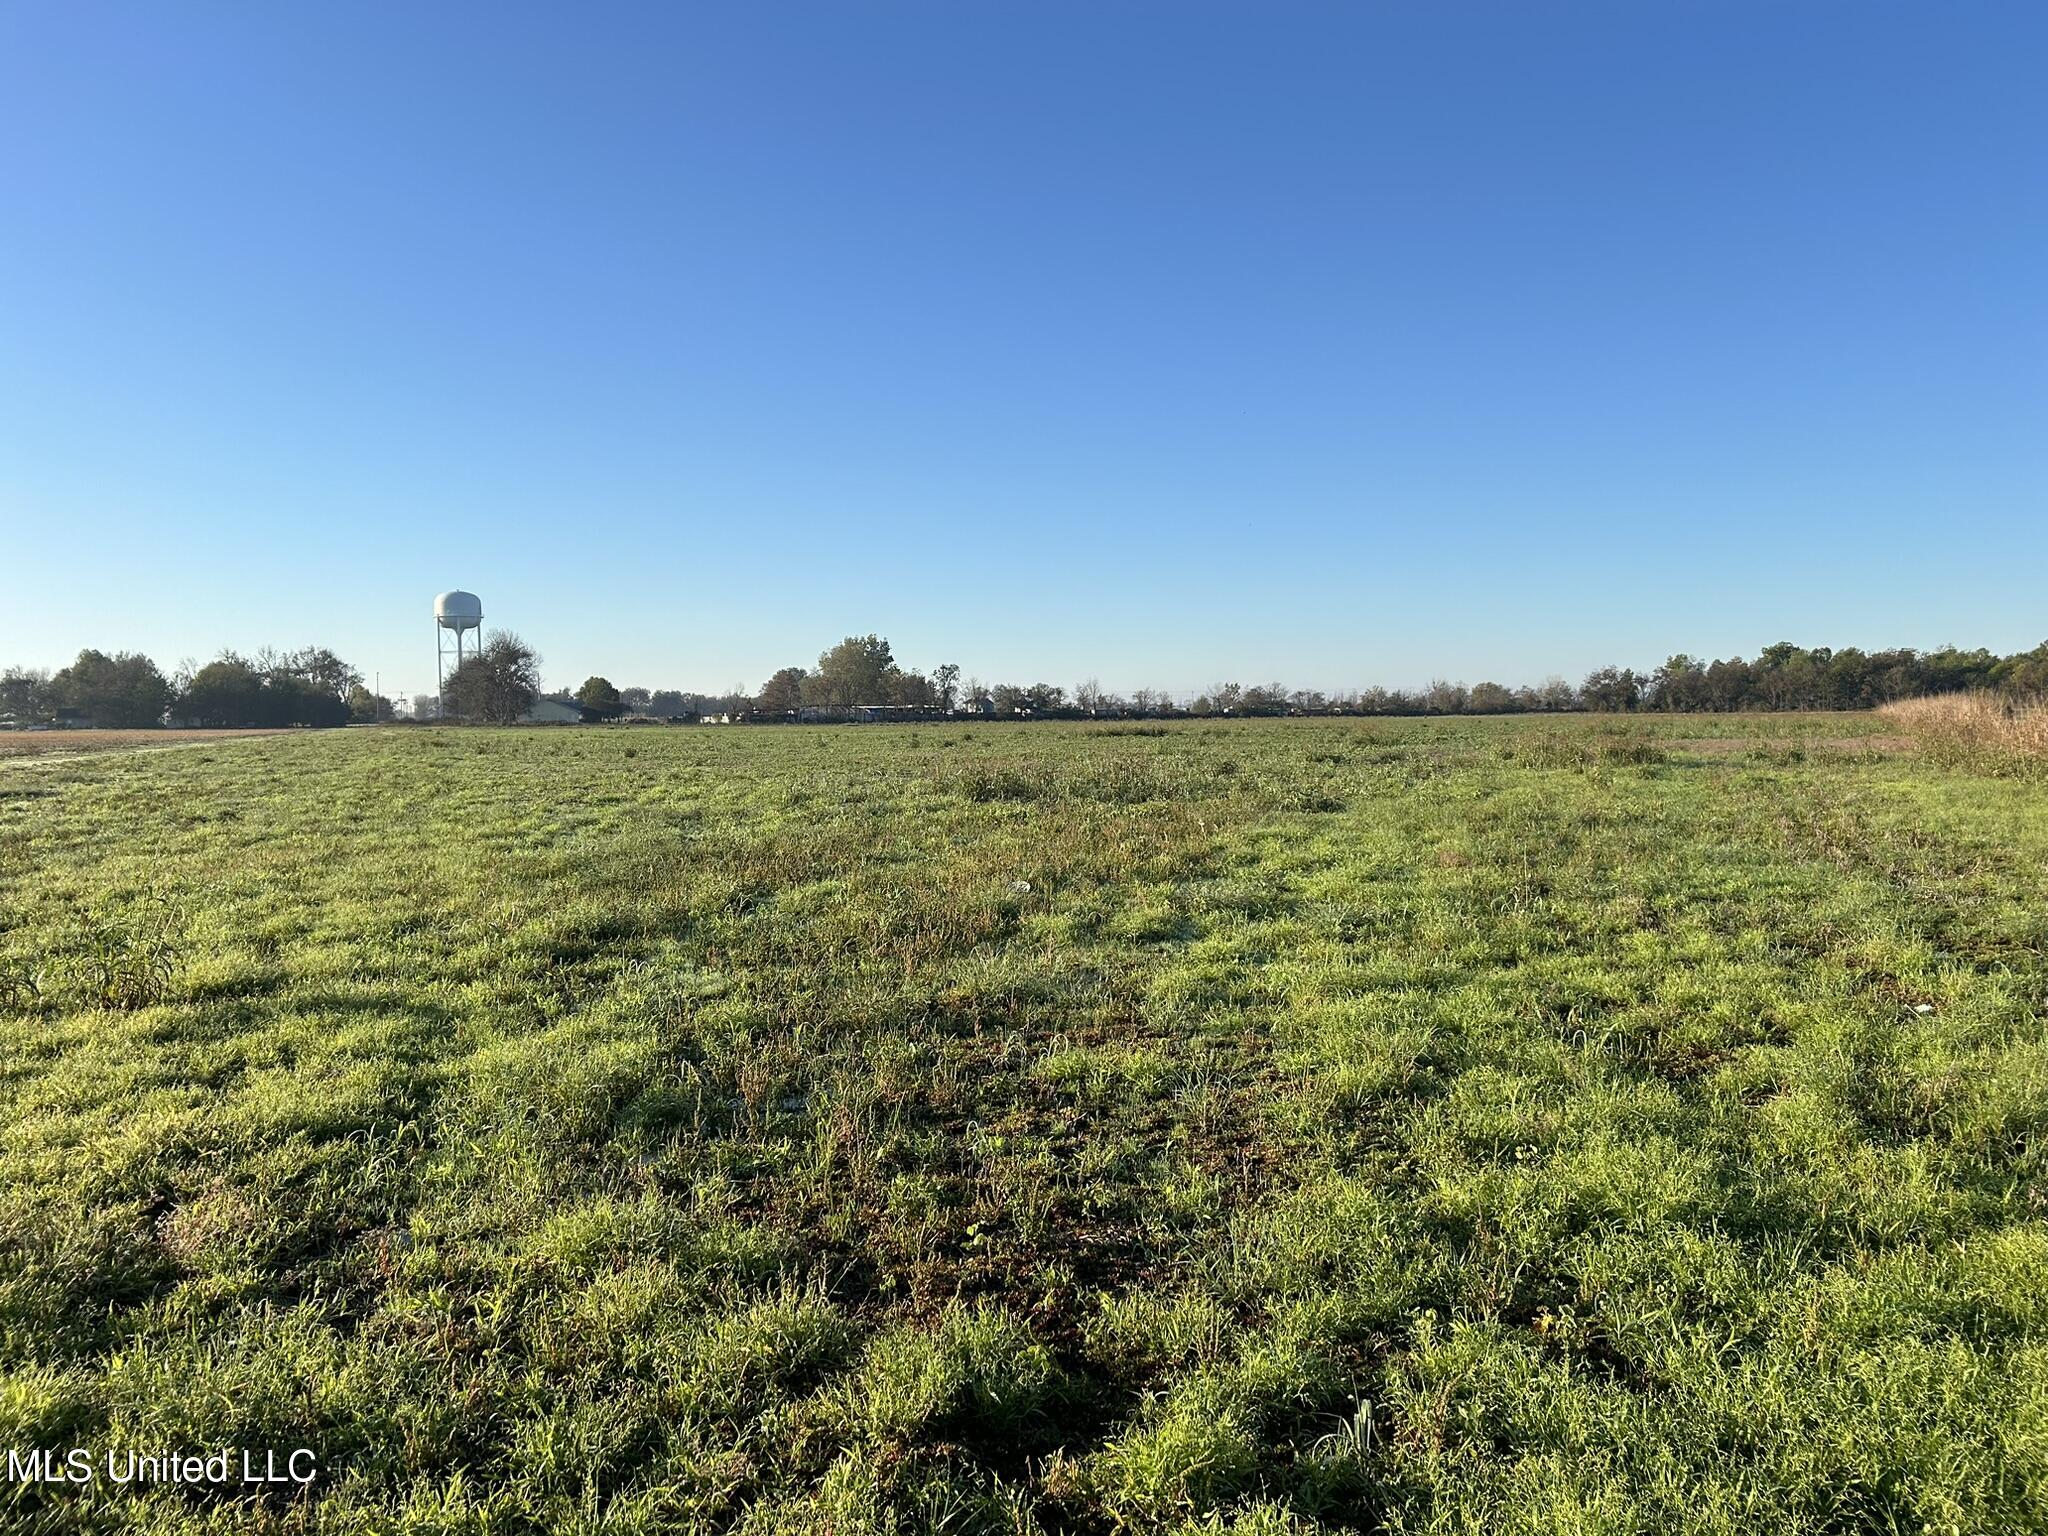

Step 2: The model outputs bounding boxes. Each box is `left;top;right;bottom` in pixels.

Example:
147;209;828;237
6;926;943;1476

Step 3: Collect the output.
435;590;483;633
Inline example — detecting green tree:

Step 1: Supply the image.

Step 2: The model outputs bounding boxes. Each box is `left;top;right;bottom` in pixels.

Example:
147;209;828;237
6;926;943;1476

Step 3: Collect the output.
576;676;625;719
347;683;380;723
1025;682;1067;713
443;632;541;724
180;656;265;727
277;646;362;701
50;649;173;727
1240;682;1291;715
1992;641;2048;696
1580;666;1640;712
265;675;350;727
932;662;962;711
179;653;348;726
1649;655;1706;711
804;635;897;708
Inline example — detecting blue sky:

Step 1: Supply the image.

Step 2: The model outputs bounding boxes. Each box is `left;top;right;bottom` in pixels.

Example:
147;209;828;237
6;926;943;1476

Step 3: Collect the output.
3;2;2043;700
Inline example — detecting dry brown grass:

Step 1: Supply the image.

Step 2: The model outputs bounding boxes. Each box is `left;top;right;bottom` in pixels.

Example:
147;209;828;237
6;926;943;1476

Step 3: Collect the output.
0;727;289;760
1879;692;2048;770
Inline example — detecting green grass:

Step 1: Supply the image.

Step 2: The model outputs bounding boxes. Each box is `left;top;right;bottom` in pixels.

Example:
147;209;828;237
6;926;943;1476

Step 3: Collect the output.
1;716;2044;1534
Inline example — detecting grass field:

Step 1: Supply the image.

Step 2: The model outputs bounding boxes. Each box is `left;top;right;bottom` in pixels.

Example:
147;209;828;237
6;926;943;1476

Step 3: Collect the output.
2;715;2045;1534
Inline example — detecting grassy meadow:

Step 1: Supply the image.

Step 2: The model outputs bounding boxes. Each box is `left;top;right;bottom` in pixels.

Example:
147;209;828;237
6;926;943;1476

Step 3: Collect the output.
2;715;2045;1534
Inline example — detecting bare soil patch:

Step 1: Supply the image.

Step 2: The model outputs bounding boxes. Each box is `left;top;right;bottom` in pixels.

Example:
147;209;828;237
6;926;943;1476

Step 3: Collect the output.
0;728;291;760
1670;734;1913;755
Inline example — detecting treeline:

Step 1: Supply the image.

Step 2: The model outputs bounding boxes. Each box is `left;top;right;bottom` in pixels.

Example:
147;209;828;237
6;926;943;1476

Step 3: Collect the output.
9;635;2047;731
1626;643;2048;712
0;647;383;729
742;638;2048;718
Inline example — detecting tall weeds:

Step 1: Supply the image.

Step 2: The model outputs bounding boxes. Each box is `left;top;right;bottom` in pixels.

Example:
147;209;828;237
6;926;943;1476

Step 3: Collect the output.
1880;692;2048;772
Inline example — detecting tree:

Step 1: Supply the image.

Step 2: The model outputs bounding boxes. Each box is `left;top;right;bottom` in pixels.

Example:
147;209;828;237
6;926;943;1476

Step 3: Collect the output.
889;669;938;707
347;683;380;723
1424;680;1469;715
1992;641;2048;697
276;646;361;701
806;635;897;707
180;657;266;726
932;663;961;711
622;686;652;710
1580;666;1640;712
1647;655;1706;712
577;676;625;719
1241;683;1291;715
176;653;346;727
264;675;350;727
1703;657;1753;710
756;667;807;715
1468;681;1514;714
50;649;173;727
443;632;541;723
0;667;52;725
647;689;692;717
1208;682;1243;714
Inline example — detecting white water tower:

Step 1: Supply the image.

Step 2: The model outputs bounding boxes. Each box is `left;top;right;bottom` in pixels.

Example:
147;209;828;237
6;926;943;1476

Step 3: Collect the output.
435;590;484;707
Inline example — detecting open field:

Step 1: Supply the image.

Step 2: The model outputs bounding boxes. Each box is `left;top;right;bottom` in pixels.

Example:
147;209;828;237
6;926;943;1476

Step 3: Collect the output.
0;729;291;762
2;715;2044;1534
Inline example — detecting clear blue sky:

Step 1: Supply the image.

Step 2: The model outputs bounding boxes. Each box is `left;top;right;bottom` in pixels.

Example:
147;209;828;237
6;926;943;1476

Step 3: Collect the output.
3;2;2043;701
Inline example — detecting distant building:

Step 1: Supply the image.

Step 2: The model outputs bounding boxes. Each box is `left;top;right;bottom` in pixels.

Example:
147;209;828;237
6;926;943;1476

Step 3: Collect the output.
955;696;996;717
521;697;583;725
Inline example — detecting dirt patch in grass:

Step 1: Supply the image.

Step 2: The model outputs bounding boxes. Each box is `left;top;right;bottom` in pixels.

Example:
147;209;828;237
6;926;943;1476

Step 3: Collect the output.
1669;733;1914;755
0;727;293;760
